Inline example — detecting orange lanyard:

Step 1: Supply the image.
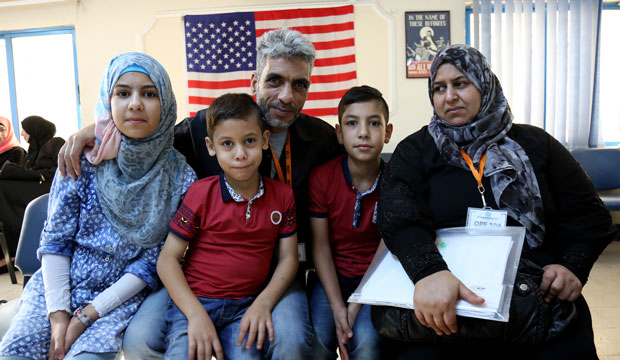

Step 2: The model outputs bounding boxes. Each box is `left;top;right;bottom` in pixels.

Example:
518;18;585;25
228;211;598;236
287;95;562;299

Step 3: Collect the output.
269;131;292;187
459;148;488;208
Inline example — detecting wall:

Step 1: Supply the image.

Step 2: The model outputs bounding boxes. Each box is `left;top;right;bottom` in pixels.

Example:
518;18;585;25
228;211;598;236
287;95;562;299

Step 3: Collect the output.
0;0;467;151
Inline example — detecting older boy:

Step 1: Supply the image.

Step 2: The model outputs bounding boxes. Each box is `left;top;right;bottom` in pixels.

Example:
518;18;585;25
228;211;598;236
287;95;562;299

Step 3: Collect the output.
157;93;298;359
309;86;392;360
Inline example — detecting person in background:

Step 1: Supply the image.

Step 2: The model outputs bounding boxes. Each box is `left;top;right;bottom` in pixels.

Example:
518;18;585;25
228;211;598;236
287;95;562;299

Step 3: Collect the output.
159;93;298;359
309;85;392;360
0;115;64;273
0;116;25;168
377;44;615;359
57;28;343;359
0;52;196;359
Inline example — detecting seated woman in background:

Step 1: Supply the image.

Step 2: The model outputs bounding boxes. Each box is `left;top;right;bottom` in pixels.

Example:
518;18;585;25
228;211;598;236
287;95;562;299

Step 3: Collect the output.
0;52;195;359
377;45;615;359
0;115;64;272
0;116;25;168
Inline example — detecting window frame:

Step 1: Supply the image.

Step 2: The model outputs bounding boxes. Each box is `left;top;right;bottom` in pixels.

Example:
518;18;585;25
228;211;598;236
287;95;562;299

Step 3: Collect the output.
1;26;81;139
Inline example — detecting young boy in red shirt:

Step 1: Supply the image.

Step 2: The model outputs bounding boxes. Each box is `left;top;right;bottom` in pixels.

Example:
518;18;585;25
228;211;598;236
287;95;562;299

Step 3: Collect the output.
157;93;299;360
309;85;393;360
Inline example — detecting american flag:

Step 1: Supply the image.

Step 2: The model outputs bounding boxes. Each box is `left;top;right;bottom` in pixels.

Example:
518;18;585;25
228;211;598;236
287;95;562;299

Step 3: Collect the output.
183;5;356;117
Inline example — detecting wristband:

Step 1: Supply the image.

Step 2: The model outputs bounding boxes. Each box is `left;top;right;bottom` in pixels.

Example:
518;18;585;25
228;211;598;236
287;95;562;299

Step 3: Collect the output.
73;307;94;328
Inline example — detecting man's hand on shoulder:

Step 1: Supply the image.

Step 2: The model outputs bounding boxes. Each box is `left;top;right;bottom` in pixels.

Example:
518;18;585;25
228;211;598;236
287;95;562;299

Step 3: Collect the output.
58;124;96;179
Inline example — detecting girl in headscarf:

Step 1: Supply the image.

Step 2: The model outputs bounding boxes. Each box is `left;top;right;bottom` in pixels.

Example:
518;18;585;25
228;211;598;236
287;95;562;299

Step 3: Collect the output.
0;52;196;359
0;116;64;270
377;45;614;359
0;116;25;168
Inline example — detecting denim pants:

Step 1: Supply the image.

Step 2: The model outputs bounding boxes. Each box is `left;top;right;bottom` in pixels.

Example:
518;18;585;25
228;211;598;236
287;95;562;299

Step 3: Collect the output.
164;296;259;359
309;274;383;360
122;280;312;360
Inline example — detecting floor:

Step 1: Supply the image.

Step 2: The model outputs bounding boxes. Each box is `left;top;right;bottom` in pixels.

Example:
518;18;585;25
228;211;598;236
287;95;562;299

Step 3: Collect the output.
1;241;619;359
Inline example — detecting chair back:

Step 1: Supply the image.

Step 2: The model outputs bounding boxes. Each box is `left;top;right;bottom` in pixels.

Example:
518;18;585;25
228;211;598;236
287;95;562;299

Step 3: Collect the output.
14;193;49;278
571;148;620;191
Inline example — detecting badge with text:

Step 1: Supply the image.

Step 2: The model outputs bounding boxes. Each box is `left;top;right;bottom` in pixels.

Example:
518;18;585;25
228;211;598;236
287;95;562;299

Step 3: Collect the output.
466;207;508;229
298;243;306;262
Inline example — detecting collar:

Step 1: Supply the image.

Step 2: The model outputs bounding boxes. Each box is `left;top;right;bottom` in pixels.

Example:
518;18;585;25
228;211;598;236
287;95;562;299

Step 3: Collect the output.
289;113;314;142
219;172;265;203
341;154;385;192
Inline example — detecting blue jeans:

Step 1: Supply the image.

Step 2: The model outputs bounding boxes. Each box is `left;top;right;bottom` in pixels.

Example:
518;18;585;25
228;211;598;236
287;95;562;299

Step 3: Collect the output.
309;275;383;360
122;280;312;360
165;297;259;359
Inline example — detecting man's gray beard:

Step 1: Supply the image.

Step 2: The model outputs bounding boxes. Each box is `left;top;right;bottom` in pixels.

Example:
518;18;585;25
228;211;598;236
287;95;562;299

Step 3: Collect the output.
264;112;295;129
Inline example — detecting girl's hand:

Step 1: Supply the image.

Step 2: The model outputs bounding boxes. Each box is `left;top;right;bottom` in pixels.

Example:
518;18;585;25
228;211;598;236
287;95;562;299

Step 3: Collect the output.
238;299;274;351
188;310;223;360
540;264;582;303
48;310;70;360
413;270;484;336
63;317;87;352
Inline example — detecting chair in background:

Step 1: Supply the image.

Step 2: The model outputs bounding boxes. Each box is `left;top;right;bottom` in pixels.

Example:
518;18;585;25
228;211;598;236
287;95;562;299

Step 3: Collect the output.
571;148;620;211
14;193;48;286
0;221;18;284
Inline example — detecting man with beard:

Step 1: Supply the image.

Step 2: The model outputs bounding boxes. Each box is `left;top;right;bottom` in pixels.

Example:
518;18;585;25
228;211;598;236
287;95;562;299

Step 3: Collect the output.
58;28;343;359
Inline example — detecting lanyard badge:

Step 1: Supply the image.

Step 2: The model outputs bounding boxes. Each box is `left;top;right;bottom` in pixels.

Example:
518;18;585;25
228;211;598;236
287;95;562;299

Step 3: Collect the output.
460;148;507;229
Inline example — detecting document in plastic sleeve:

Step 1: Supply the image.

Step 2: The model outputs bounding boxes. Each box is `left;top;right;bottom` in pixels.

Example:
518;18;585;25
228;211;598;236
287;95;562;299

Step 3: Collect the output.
348;226;526;322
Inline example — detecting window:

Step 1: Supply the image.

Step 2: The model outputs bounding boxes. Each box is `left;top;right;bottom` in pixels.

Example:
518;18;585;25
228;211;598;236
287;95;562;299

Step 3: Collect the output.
0;27;80;143
465;2;618;147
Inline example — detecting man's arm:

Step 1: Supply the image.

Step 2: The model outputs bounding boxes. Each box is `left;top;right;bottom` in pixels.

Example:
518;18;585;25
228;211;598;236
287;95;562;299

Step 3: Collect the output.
237;233;299;350
57;124;95;179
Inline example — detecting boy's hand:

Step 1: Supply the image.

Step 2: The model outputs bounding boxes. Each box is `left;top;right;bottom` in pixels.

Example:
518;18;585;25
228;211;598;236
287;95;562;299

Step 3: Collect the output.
48;311;70;360
332;302;362;360
188;311;223;360
237;299;274;351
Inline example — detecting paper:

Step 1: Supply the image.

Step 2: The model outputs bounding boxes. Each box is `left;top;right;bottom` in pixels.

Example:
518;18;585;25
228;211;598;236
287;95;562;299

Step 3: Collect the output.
348;227;525;322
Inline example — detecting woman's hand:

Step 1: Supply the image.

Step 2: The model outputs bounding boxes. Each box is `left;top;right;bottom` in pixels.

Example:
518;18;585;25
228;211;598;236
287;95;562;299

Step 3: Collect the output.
48;310;70;360
540;264;582;302
63;317;87;352
413;270;484;336
57;124;95;179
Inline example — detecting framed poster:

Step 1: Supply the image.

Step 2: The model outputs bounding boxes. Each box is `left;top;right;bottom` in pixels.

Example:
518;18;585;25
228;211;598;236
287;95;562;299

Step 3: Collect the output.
405;11;451;78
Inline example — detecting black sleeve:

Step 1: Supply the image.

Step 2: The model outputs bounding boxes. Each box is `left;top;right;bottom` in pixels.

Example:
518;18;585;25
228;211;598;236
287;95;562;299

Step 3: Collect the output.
378;130;448;284
3;147;26;167
31;137;65;181
527;126;615;284
174;116;199;171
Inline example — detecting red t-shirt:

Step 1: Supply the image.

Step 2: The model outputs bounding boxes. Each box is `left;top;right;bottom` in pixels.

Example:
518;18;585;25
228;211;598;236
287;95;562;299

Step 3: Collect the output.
308;155;382;278
169;174;296;299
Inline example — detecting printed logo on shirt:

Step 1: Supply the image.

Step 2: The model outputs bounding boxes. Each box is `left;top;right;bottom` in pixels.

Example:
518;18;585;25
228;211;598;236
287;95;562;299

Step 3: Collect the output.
271;211;282;225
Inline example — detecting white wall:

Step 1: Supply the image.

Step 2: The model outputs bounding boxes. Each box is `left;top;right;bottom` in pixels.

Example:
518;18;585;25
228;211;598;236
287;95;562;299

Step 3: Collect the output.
0;0;467;152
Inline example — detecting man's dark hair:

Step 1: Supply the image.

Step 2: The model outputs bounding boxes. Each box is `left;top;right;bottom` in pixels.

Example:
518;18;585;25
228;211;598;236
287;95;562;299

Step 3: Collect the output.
206;93;265;139
337;85;389;124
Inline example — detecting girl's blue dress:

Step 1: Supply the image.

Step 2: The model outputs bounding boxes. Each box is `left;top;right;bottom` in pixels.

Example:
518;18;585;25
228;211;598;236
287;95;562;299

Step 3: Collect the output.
0;158;196;359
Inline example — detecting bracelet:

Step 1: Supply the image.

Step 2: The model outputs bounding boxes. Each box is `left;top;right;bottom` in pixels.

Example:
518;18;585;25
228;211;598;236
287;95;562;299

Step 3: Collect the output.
73;306;94;328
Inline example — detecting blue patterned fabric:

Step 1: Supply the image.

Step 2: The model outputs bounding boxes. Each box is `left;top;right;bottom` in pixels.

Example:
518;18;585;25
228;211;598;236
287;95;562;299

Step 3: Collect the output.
427;44;545;248
0;159;196;358
94;53;188;248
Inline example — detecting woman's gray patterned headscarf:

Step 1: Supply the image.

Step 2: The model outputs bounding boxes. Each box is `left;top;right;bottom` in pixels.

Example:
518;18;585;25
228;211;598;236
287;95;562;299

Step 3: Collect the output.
427;45;545;248
93;52;187;248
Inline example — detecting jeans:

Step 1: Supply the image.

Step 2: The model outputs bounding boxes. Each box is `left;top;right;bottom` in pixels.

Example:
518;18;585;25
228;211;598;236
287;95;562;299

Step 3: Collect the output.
122;279;312;360
309;275;383;360
164;297;259;359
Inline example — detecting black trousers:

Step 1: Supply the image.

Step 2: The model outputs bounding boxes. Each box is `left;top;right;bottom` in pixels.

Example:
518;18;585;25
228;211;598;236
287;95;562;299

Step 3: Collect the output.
0;179;51;257
389;295;598;360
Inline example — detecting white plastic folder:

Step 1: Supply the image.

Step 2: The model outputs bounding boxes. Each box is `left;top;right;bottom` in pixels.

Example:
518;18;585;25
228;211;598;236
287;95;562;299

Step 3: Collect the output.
348;226;526;322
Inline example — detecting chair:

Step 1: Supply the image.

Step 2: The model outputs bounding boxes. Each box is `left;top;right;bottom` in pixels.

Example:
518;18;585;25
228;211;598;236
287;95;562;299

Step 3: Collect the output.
14;193;49;286
0;221;18;284
571;148;620;211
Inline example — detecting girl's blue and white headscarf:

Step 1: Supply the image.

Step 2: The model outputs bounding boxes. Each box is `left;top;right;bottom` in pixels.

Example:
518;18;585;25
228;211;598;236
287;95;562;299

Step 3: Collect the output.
91;52;187;248
427;45;545;248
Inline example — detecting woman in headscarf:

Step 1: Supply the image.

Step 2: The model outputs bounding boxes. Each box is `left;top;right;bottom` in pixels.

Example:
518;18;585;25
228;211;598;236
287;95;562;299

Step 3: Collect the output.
0;52;196;359
0;116;64;271
0;116;25;168
377;45;615;359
